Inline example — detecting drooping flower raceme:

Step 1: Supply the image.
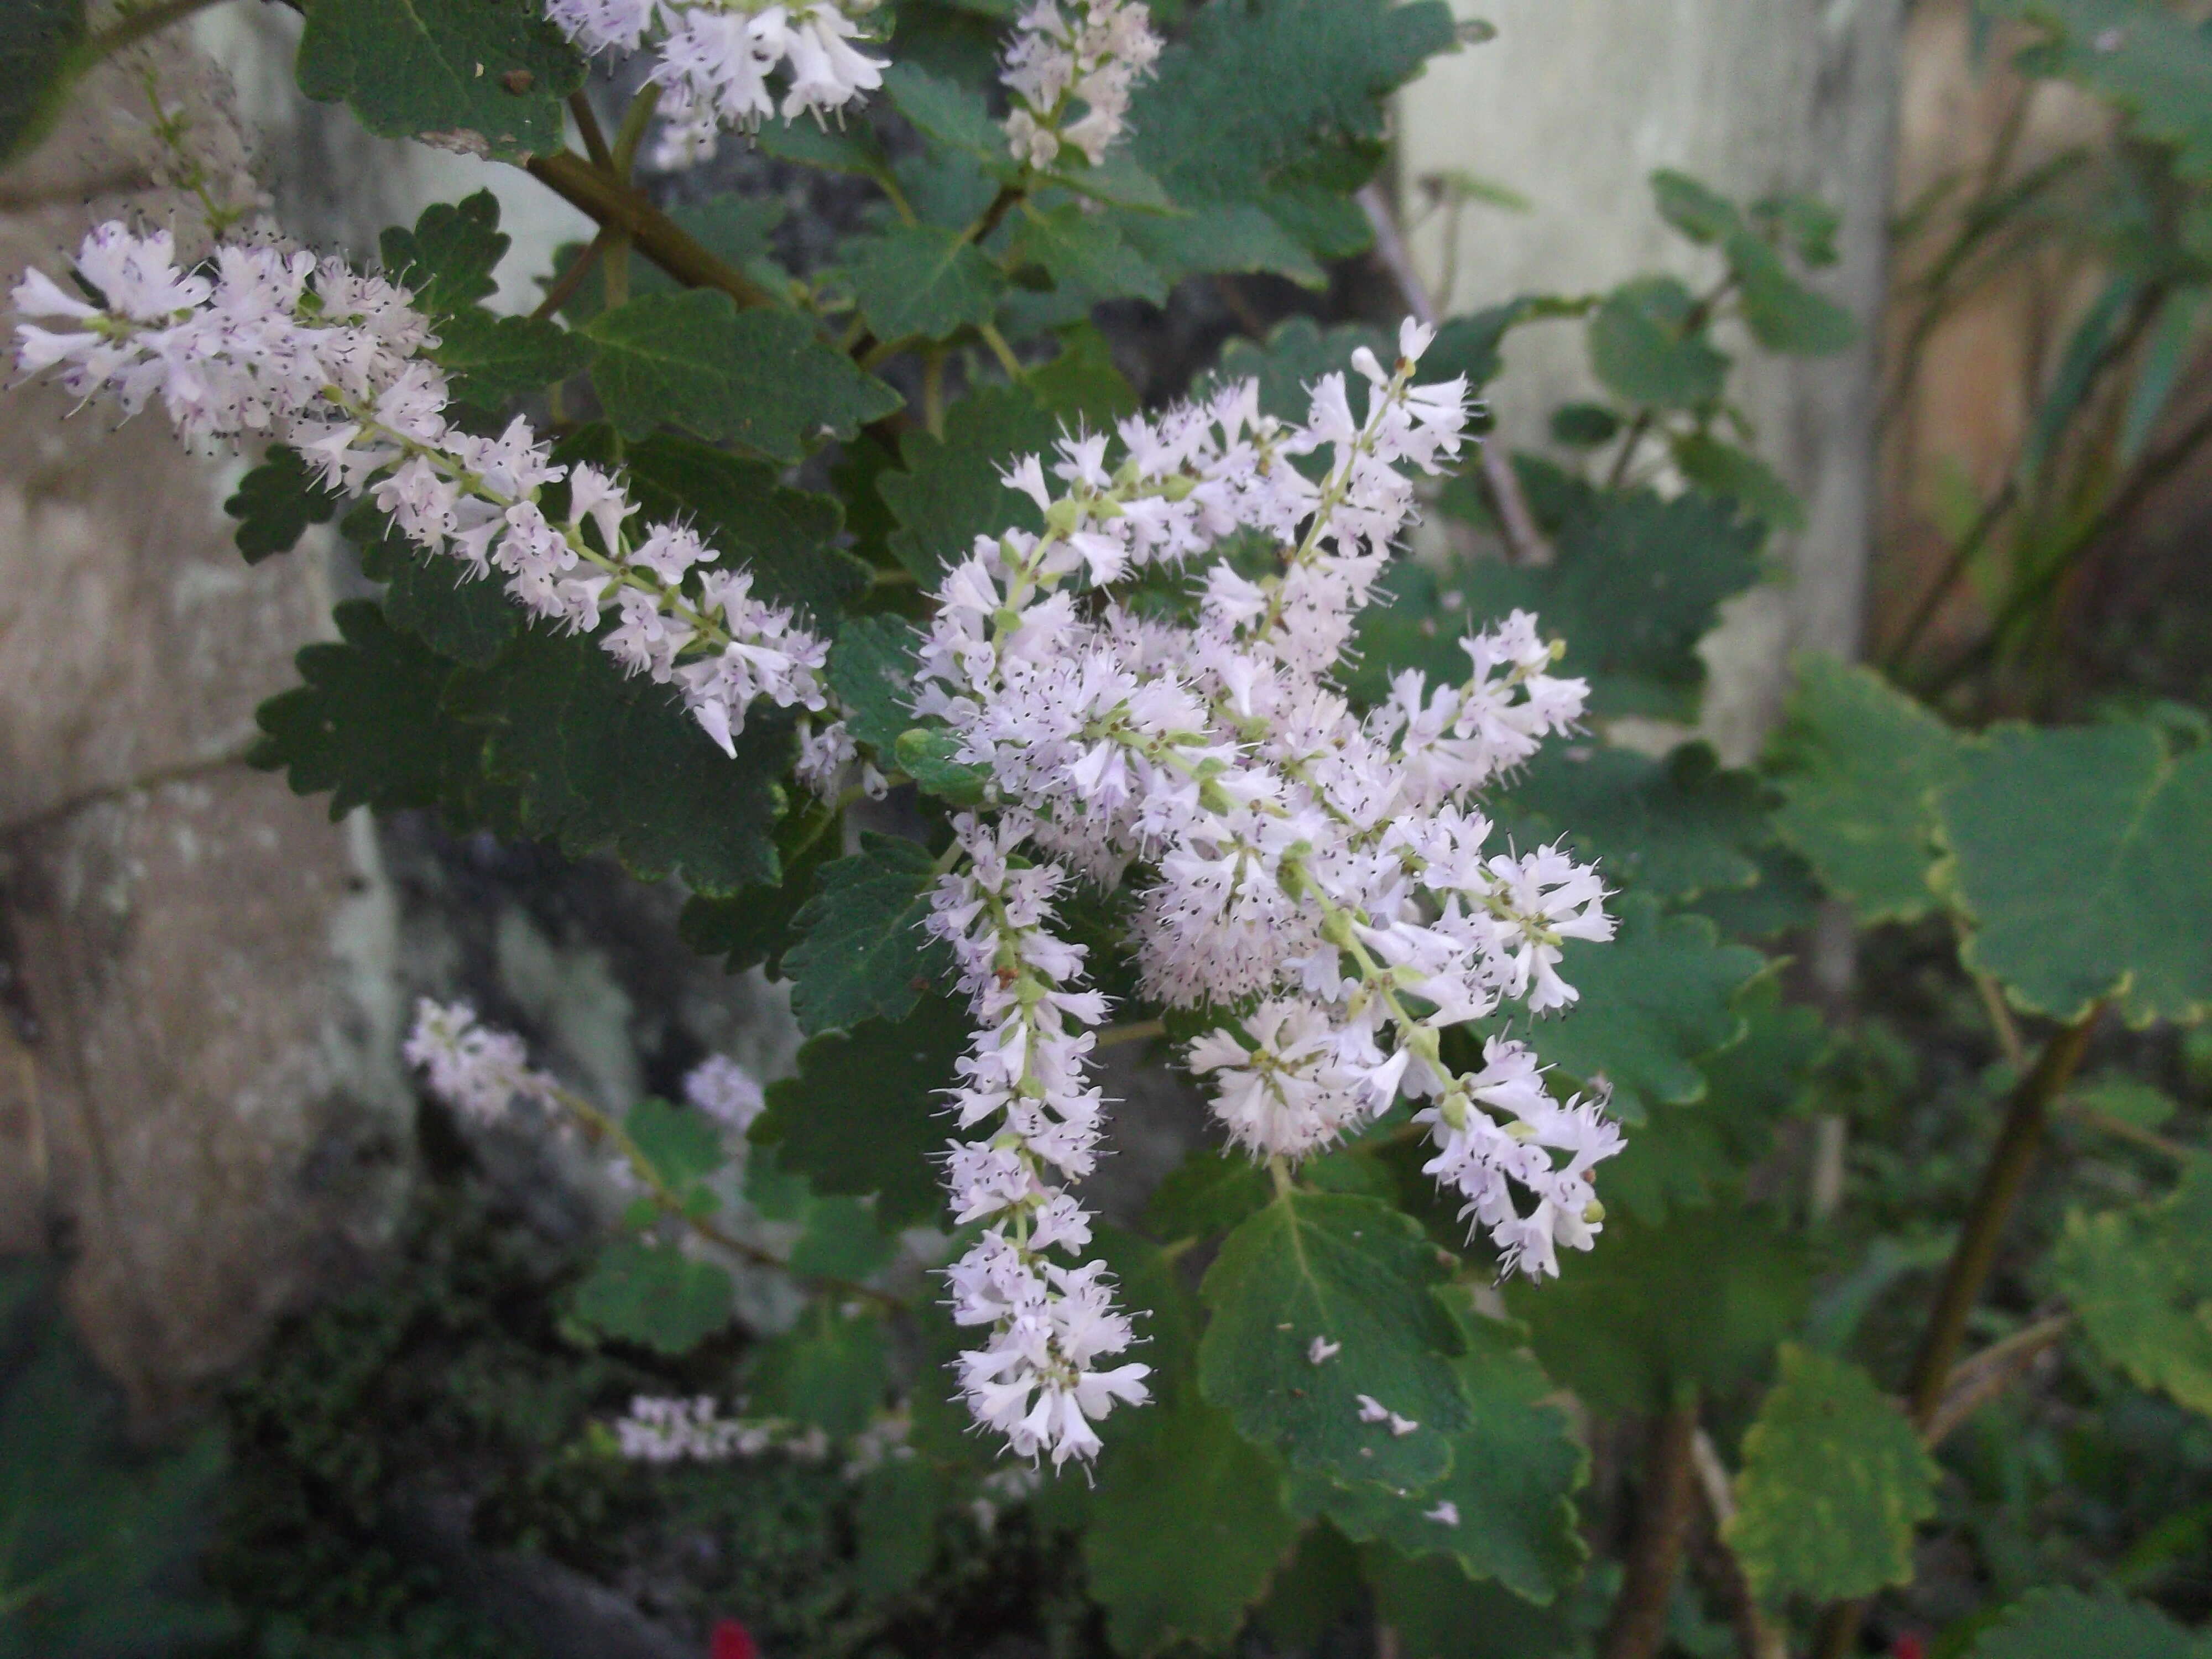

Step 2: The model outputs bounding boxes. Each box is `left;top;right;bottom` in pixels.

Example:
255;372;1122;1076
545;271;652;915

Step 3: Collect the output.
541;0;886;168
11;225;829;757
1000;0;1162;168
911;322;1626;1350
403;999;560;1124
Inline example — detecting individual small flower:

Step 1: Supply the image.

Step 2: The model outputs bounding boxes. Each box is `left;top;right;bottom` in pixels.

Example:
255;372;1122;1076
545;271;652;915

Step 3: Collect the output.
1425;1500;1460;1527
1308;1336;1341;1364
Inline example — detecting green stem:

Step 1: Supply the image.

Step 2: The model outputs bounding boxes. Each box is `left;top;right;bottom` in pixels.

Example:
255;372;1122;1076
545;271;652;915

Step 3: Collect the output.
1094;1018;1166;1051
1811;1004;2103;1659
523;152;779;310
609;81;661;179
568;91;614;171
1599;1386;1704;1659
979;321;1027;383
530;227;613;321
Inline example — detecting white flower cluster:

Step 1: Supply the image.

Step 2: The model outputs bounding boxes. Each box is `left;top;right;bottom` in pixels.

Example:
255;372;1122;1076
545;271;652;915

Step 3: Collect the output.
909;319;1626;1431
684;1052;768;1134
615;1395;833;1462
1000;0;1162;168
926;814;1153;1469
11;225;830;757
543;0;885;168
403;998;560;1123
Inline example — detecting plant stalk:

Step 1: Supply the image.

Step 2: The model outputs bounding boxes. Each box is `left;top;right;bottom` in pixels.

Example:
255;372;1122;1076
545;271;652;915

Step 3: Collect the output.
1599;1388;1703;1659
1811;1004;2101;1659
524;153;779;310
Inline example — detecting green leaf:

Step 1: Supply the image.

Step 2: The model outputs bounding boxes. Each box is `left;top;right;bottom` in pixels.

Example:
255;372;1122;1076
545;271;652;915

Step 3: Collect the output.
1987;0;2212;183
1650;169;1743;244
1421;295;1597;391
458;625;792;895
1125;0;1455;274
748;1304;889;1437
896;726;995;804
1255;1522;1366;1650
1208;316;1394;421
560;426;866;626
1495;740;1767;904
880;384;1062;580
1724;1344;1938;1605
429;309;592;406
785;834;952;1036
853;1459;948;1603
753;994;970;1228
623;1098;728;1193
0;0;81;165
1084;1391;1301;1657
1508;1203;1807;1415
1011;204;1171;306
787;1193;894;1282
1145;1146;1272;1241
1199;1193;1469;1489
1039;150;1176;213
1725;229;1858;356
1965;1585;2212;1659
1118;202;1327;285
379;192;508;316
827;615;922;755
582;290;901;462
1363;1546;1582;1659
1548;402;1621;448
1532;895;1764;1124
349;499;520;668
571;1239;733;1355
1030;322;1141;424
1767;656;1966;926
226;445;343;565
678;800;843;977
249;600;473;819
1933;721;2212;1025
2053;1161;2212;1418
879;61;1011;165
1671;432;1805;531
843;223;1008;342
1588;277;1728;409
1292;1306;1585;1604
295;0;581;161
1751;192;1841;268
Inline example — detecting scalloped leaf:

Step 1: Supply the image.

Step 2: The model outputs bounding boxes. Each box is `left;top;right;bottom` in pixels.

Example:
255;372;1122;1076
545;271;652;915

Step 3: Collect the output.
1934;721;2212;1026
752;994;971;1228
1767;656;1965;926
785;834;952;1036
226;445;343;565
1084;1391;1301;1657
1725;1344;1938;1605
296;0;581;161
2053;1161;2212;1418
843;223;1007;342
571;1239;732;1356
1199;1193;1469;1490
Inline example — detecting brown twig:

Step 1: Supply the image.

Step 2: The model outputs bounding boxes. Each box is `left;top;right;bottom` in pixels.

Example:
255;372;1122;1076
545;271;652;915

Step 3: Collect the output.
1355;180;1553;566
1688;1430;1788;1659
1922;1312;2073;1450
0;747;253;842
523;152;779;310
530;228;613;321
1600;1389;1704;1659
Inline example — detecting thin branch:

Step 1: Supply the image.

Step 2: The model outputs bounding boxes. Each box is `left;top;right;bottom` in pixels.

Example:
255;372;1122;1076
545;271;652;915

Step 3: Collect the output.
1600;1389;1704;1659
0;747;253;842
530;227;612;321
78;0;232;61
550;1079;904;1311
1922;1312;2073;1449
524;152;780;311
2058;1102;2195;1164
567;91;613;171
1688;1431;1788;1659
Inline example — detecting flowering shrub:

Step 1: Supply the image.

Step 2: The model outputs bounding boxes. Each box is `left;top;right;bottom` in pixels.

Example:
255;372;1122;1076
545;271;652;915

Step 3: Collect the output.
9;0;2212;1655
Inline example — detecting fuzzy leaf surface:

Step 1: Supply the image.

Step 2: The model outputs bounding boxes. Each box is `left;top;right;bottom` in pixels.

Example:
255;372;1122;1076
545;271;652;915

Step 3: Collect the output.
583;291;901;461
753;994;970;1227
1199;1193;1468;1489
1496;741;1767;903
1965;1585;2212;1659
377;192;508;316
1291;1306;1584;1603
880;384;1061;579
1768;656;1965;925
1725;1344;1938;1604
1532;895;1763;1123
249;599;472;820
827;615;923;753
1084;1391;1300;1656
349;501;520;668
2053;1161;2212;1417
785;834;951;1036
1934;721;2212;1025
295;0;581;160
843;223;1006;341
571;1240;732;1355
460;627;791;895
1587;277;1728;409
226;445;343;565
430;310;592;406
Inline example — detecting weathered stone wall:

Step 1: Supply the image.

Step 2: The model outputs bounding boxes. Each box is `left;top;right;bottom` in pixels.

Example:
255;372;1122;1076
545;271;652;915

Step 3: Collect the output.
1396;0;1904;759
